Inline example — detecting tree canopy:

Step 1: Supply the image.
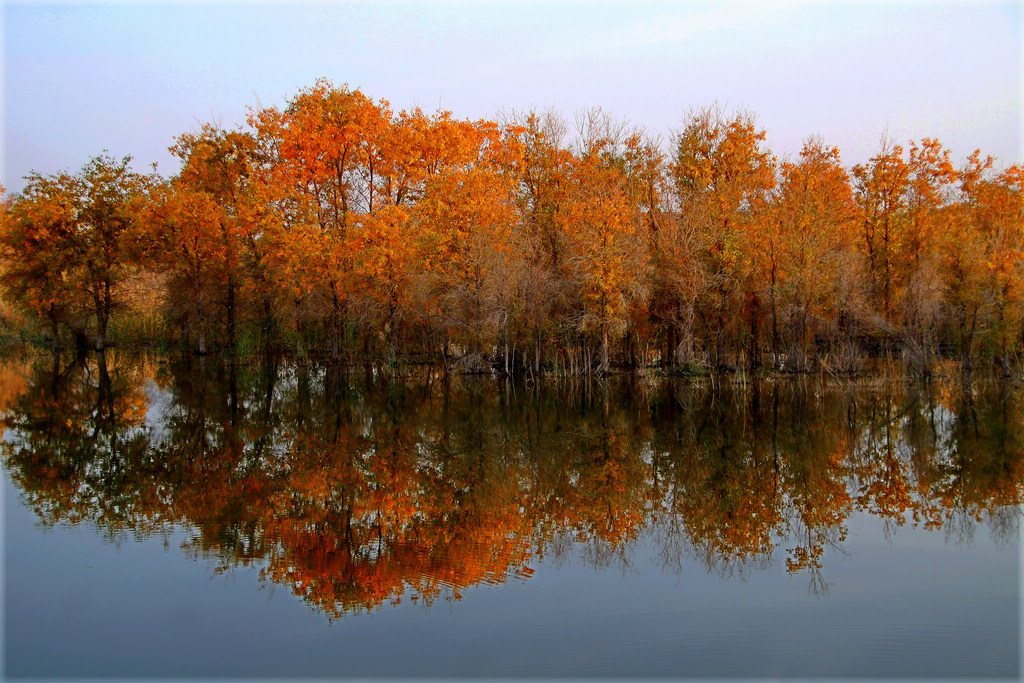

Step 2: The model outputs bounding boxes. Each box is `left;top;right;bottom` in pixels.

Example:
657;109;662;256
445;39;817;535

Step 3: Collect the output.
3;81;1022;375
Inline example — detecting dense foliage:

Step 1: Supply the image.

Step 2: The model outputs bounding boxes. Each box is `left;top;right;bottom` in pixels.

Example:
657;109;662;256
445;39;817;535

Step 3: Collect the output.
2;80;1022;374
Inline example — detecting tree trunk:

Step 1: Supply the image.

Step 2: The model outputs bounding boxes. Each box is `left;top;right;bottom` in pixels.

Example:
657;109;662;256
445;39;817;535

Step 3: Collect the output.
601;323;610;373
330;287;343;361
226;275;236;355
95;315;108;351
716;311;725;370
95;278;112;351
666;320;678;369
197;324;207;355
961;305;977;370
262;296;275;353
534;327;541;377
195;290;207;355
770;265;779;365
47;304;59;347
385;301;397;366
748;291;760;372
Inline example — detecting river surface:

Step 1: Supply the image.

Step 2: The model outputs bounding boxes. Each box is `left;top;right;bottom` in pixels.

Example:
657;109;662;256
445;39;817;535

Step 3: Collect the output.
2;350;1021;679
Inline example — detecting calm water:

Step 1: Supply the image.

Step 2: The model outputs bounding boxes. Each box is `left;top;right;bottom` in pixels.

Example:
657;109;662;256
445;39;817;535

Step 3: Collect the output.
2;350;1021;679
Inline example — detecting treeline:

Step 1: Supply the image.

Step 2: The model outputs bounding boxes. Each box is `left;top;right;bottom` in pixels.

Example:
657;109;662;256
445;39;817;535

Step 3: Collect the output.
2;79;1022;375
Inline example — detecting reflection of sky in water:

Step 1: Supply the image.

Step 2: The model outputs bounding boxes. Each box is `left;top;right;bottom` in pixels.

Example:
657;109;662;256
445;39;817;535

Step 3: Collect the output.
4;355;1022;678
6;469;1018;678
143;377;170;445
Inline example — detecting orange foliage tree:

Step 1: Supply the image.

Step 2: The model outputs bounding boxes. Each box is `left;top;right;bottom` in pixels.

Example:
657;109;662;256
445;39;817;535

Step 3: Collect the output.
767;138;858;368
558;110;651;372
669;106;776;369
410;116;524;369
1;156;151;349
249;80;391;357
1;173;83;342
4;80;1024;374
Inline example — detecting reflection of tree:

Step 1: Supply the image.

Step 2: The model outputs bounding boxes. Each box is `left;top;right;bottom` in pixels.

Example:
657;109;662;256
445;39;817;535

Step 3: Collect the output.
249;376;543;617
531;385;650;569
848;381;1024;545
2;350;157;532
649;385;785;577
848;386;946;539
3;354;1023;618
778;385;853;595
934;381;1024;544
0;351;30;420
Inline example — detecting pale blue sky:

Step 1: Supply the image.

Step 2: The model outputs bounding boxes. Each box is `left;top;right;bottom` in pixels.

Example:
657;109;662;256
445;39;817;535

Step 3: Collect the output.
3;1;1021;192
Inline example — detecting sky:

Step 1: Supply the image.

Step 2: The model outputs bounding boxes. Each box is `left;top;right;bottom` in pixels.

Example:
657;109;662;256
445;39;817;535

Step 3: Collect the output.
3;0;1021;193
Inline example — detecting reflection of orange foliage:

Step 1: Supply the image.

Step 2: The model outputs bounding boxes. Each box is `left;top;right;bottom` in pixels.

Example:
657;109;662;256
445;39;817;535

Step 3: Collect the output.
4;356;1023;618
1;351;158;529
678;459;782;571
541;425;648;548
858;454;913;523
258;516;536;619
786;544;823;573
0;358;29;416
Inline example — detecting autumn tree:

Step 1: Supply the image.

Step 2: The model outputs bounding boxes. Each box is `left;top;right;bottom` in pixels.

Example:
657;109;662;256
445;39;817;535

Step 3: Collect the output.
901;139;957;367
351;107;511;365
669;105;775;369
507;109;572;374
0;173;83;343
648;161;703;368
767;138;857;368
250;80;391;357
151;125;261;353
851;136;1020;373
852;138;909;325
939;151;995;367
352;205;417;363
411;116;525;370
618;128;666;367
5;80;1024;371
74;155;153;350
344;106;436;363
557;109;650;373
952;160;1024;372
1;156;151;349
140;180;223;353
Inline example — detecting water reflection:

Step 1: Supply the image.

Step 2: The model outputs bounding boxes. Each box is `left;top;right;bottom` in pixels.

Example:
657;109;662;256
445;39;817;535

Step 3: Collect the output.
2;350;1021;616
